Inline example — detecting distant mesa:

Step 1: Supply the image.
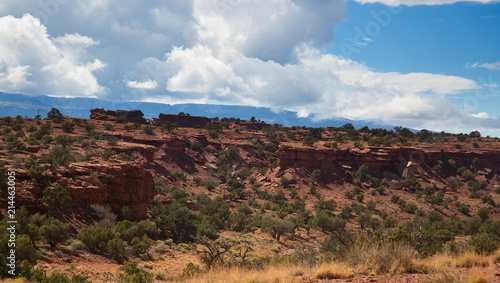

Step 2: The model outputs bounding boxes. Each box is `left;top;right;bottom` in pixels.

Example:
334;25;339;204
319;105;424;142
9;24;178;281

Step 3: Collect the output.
89;108;146;124
155;113;212;128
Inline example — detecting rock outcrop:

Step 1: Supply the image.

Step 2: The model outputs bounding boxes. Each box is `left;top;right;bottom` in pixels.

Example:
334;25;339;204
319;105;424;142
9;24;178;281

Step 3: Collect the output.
156;114;212;128
276;145;500;179
63;161;155;220
90;108;146;124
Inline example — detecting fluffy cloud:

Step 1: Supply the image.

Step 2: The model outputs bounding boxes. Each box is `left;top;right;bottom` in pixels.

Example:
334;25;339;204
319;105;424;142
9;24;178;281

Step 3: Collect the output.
0;14;106;97
162;44;481;130
192;0;348;63
0;0;499;133
466;61;500;71
472;112;489;119
126;79;158;89
353;0;499;6
54;33;99;46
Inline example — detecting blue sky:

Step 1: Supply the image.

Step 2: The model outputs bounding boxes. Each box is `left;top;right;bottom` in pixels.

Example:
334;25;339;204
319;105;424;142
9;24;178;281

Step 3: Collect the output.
0;0;499;134
330;1;500;135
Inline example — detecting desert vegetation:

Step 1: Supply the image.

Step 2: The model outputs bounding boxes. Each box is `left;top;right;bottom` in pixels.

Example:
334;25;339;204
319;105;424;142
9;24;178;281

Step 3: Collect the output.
0;109;499;282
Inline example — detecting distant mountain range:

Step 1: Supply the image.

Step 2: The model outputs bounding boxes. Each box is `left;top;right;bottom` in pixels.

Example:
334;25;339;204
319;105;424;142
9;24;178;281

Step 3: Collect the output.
0;92;396;130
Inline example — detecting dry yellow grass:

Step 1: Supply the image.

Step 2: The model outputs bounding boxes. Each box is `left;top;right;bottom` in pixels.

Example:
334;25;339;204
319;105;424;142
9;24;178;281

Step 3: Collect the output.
426;270;463;283
183;248;500;283
187;265;306;283
312;262;355;279
344;241;419;274
455;251;489;268
466;271;489;283
416;249;491;272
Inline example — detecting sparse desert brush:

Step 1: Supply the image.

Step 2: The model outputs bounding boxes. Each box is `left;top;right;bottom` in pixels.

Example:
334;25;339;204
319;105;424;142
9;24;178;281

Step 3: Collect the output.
418;250;491;273
313;262;355;279
426;270;464;283
188;265;305;283
466;271;489;283
455;251;489;268
2;280;26;283
343;241;420;274
490;249;500;264
417;252;454;273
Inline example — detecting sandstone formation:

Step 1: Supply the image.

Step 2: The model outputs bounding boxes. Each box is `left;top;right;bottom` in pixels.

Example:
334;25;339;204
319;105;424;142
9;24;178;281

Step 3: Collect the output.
90;108;146;124
276;144;500;179
156;113;212;128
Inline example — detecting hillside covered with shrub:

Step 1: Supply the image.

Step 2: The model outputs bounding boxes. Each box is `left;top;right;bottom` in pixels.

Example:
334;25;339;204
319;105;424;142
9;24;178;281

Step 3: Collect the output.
0;108;500;282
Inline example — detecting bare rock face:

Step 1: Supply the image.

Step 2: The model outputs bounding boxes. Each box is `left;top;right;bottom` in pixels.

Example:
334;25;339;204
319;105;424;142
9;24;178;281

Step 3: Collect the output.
63;161;155;220
156;114;211;128
90;108;146;124
235;121;269;131
402;161;419;178
276;145;500;179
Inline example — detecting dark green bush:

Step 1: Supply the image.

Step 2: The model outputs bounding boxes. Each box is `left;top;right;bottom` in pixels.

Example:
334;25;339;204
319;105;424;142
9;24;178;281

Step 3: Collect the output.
143;125;154;135
39;218;70;248
190;141;204;153
100;148;116;159
42;185;72;210
61;122;75;133
117;260;153;283
77;226;116;252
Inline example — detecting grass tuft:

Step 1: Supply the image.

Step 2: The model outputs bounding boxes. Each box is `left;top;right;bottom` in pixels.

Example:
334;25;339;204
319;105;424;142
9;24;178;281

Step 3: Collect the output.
313;262;355;279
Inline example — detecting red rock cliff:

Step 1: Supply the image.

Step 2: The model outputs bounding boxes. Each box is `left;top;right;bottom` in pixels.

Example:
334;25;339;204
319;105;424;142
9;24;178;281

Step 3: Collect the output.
156;114;212;128
90;108;146;124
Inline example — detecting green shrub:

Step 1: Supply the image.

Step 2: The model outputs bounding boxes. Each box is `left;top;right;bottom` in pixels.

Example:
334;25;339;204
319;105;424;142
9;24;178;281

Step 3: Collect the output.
143;125;155;135
401;176;420;192
61;122;75;133
103;123;115;131
15;234;41;265
117;152;134;161
84;123;96;134
353;165;370;182
173;170;187;181
469;233;498;255
356;194;364;203
54;134;75;147
117;260;153;283
205;123;223;131
39;217;71;248
216;146;240;165
181;262;200;279
202;180;218;191
46;145;77;165
47;271;70;283
405;203;418;214
455;202;470;215
6;138;27;151
42;185;72;210
280;175;292;187
114;115;127;124
27;166;50;184
77;226;116;252
107;237;126;262
390;194;400;203
190;141;204;153
47;108;62;119
101;148;116;159
311;169;321;179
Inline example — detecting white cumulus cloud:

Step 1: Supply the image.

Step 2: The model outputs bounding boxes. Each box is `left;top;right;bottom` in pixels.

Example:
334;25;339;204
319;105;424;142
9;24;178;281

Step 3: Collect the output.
126;79;158;89
471;112;490;119
0;14;106;97
466;61;500;71
54;33;99;46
